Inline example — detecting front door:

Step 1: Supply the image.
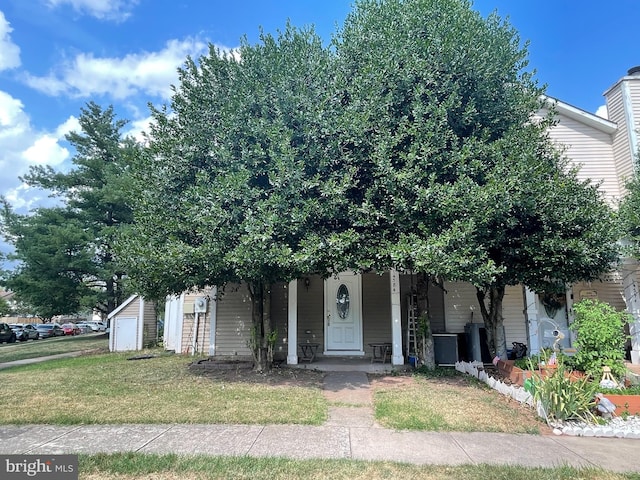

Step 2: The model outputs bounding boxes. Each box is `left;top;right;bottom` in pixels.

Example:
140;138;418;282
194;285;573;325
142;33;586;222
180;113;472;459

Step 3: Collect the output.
325;273;363;353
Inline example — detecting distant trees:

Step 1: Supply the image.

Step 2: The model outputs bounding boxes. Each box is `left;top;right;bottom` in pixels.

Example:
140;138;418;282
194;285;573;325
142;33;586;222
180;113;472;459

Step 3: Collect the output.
1;102;136;320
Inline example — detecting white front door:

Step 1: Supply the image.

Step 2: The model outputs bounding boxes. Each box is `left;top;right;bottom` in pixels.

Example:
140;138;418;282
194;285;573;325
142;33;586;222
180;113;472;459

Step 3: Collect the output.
325;273;363;353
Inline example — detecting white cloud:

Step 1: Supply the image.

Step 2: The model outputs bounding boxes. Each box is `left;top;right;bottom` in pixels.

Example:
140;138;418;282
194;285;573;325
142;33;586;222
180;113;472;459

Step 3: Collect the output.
0;11;21;71
0;91;73;213
55;115;81;138
595;105;608;120
45;0;139;22
22;135;69;166
25;38;210;100
125;115;154;144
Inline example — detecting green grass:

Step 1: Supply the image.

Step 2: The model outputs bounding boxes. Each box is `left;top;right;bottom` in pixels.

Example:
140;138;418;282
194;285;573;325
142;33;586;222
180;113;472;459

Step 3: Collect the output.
0;351;327;425
0;333;109;363
373;370;543;434
79;453;637;480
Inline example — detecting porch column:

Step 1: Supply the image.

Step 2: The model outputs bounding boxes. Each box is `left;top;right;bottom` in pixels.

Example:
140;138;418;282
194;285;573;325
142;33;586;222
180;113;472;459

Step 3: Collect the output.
208;286;218;356
524;287;541;354
622;259;640;364
287;279;299;365
390;269;404;365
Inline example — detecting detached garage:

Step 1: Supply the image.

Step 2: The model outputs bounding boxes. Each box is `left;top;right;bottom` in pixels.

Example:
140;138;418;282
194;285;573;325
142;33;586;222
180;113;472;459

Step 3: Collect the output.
108;295;157;351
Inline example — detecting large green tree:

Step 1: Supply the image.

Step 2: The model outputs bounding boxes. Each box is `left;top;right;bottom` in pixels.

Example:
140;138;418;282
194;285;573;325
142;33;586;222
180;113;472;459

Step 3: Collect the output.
333;0;619;362
1;102;136;319
118;26;344;370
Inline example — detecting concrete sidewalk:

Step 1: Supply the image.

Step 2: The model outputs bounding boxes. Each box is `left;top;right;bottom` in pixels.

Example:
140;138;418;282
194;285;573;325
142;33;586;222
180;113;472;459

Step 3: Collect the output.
1;421;639;472
0;371;638;473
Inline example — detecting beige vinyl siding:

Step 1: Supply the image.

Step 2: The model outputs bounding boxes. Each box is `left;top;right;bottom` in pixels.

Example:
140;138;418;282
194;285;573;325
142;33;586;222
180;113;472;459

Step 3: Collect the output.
573;277;627;312
141;300;157;347
548;113;618;203
443;281;477;333
296;275;324;350
398;274;445;331
502;285;527;345
270;282;289;360
443;282;526;344
179;290;210;354
213;283;252;357
362;272;391;354
605;85;635;192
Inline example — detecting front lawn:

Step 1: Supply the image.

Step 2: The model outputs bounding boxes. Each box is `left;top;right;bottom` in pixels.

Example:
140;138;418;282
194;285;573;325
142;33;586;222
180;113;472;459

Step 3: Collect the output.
0;351;327;425
372;368;543;434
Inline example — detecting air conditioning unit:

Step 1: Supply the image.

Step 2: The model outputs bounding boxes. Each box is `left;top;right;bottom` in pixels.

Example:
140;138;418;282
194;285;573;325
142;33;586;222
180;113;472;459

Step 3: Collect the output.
194;297;208;313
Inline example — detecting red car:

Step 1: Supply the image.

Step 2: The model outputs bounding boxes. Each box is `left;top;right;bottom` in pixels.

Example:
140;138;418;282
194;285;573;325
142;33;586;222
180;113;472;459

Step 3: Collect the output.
61;323;81;336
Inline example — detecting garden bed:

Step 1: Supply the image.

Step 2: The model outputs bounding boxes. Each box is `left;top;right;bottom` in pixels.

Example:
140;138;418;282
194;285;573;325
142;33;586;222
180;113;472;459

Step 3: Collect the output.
495;360;640;416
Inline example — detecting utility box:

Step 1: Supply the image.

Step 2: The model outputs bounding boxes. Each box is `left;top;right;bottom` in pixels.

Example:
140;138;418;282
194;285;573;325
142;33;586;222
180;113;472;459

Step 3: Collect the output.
464;323;493;363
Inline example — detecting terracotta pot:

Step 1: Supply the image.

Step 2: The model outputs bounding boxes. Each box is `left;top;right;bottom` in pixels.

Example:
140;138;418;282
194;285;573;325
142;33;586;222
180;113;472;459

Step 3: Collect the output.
602;394;640;416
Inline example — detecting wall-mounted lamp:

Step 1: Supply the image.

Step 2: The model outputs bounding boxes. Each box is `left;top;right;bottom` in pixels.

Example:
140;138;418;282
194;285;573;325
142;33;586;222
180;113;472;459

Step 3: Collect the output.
304;277;311;291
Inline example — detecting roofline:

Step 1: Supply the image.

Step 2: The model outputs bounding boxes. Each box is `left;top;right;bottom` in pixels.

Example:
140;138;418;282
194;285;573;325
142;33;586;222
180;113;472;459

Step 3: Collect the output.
542;96;617;135
108;294;140;319
603;72;640;99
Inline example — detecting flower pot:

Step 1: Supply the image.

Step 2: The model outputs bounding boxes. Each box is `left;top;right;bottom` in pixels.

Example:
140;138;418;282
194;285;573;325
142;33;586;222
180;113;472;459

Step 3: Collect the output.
602;394;640;416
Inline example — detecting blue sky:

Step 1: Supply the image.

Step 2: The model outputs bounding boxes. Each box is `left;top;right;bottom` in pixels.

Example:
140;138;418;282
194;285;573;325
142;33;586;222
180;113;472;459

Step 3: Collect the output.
0;0;638;221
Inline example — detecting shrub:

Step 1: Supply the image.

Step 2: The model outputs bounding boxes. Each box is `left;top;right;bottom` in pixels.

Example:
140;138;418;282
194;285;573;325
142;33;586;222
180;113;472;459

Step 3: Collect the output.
570;299;631;380
529;356;599;423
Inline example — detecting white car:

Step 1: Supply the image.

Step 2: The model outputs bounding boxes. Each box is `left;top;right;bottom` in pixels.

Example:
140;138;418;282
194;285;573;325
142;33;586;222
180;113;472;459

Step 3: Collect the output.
86;321;107;332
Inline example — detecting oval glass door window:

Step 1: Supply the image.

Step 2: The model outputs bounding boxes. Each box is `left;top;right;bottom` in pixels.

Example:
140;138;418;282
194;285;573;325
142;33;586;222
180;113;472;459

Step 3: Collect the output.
336;284;350;319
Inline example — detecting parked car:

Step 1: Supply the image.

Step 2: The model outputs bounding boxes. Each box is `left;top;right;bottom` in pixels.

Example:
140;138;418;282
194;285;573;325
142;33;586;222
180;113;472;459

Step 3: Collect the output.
9;323;39;341
75;323;92;334
83;321;107;332
21;324;40;340
35;324;64;338
0;322;17;343
60;323;81;336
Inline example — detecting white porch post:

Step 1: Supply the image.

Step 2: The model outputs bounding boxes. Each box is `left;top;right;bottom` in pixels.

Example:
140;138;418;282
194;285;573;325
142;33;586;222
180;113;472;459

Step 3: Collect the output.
208;286;218;356
525;287;541;354
287;279;299;365
390;269;404;365
622;260;640;364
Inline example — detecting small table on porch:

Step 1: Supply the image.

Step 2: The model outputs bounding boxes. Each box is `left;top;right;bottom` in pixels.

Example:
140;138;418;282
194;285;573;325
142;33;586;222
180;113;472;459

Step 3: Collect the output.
299;343;320;363
369;342;392;364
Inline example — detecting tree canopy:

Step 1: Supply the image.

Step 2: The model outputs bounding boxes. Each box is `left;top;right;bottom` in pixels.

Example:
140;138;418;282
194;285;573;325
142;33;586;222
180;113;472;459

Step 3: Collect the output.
1;102;136;319
330;0;619;360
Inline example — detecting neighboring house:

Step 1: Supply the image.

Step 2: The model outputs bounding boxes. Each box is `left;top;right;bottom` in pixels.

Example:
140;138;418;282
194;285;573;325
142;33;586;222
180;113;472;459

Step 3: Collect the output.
164;67;640;367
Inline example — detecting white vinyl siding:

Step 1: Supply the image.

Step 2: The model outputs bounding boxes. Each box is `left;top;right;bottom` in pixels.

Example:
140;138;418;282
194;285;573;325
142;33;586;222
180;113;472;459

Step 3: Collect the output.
502;285;527;345
548;112;618;203
605;84;635;192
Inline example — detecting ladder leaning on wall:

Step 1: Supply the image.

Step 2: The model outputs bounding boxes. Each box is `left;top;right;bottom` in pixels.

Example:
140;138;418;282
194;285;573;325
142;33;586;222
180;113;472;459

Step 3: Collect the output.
406;293;418;359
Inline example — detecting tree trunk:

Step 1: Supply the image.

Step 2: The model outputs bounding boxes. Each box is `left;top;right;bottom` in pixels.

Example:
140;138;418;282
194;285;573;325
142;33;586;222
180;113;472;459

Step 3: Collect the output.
416;273;435;369
248;281;273;373
475;285;508;360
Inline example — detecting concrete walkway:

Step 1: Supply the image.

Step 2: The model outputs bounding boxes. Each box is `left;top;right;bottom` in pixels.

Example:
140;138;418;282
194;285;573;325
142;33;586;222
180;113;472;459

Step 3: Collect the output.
0;371;639;473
